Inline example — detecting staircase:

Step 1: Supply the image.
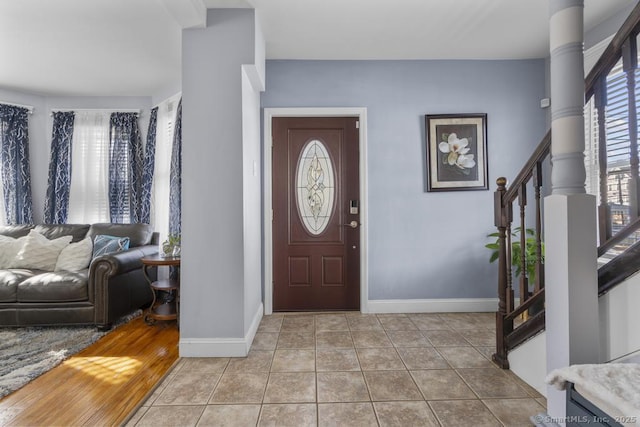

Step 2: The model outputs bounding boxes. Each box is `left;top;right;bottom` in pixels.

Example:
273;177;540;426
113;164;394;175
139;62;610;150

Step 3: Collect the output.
492;2;640;369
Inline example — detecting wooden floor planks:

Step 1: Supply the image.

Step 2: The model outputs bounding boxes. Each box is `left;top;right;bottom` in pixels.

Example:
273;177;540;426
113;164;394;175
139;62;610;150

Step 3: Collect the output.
0;317;179;426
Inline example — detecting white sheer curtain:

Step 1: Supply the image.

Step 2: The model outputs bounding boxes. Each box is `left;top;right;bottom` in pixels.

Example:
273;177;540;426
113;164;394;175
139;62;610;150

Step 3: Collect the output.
151;94;179;246
67;111;110;224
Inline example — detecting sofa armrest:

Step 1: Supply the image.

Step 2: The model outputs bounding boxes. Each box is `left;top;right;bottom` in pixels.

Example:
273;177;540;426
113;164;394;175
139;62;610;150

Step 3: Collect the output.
89;245;158;328
90;245;159;277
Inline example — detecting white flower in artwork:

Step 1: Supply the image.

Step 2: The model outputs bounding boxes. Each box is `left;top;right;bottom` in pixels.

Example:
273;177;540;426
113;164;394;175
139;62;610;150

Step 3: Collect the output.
438;133;474;170
455;153;476;169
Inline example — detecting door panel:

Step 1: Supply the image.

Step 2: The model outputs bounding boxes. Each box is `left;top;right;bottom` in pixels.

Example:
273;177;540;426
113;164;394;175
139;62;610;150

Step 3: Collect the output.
272;117;359;311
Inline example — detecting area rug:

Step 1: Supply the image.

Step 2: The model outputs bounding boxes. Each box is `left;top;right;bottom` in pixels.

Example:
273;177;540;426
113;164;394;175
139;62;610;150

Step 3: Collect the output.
0;310;141;399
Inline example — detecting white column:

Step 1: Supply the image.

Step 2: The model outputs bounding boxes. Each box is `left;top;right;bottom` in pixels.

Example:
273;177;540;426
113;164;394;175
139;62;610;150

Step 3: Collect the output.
545;0;600;420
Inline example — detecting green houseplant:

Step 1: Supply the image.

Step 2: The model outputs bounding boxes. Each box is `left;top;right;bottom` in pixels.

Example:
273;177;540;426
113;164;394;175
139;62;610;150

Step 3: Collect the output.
161;234;181;257
485;227;544;284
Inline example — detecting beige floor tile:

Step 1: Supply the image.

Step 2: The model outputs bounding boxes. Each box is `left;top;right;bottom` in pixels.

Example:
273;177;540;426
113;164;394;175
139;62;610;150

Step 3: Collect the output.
252;332;279;350
348;315;384;331
197;404;261;427
270;349;315;372
257;316;283;333
377;315;418;331
429;400;501;426
258;404;317;427
263;372;316;403
357;347;405;370
476;346;495;360
374;401;440;427
363;370;422;401
459;329;496;347
317;371;370;402
438;313;482;330
155;371;220;405
352;330;393;348
386;330;431;347
318;402;378;427
277;332;315;349
396;347;450;370
175;357;230;374
316;349;361;372
316;331;354;349
457;368;530;398
410;369;476;400
422;329;470;346
226;350;274;372
483;398;546;426
464;312;496;329
437;347;494;368
407;314;450;330
315;314;349;331
136;405;205;427
281;315;315;332
209;372;269;404
506;370;544;398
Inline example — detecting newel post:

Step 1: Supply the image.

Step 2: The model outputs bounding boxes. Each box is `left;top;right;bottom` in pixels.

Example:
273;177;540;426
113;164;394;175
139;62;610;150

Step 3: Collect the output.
493;177;512;369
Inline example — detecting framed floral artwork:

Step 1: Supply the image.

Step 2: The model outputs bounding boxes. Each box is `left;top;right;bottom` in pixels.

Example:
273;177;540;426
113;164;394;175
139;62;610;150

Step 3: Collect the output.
425;113;488;192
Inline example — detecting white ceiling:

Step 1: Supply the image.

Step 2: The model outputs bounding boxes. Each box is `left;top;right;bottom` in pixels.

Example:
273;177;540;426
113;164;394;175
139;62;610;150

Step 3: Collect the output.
0;0;635;97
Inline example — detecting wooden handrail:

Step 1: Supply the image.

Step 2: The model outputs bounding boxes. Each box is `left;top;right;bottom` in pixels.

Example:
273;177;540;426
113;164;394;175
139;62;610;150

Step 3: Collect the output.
493;1;640;368
598;216;640;256
504;131;551;203
585;3;640;99
504;288;545;323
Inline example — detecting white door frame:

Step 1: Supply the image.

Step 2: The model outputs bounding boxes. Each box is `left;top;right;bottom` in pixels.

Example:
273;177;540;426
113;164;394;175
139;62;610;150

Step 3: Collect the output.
263;107;369;314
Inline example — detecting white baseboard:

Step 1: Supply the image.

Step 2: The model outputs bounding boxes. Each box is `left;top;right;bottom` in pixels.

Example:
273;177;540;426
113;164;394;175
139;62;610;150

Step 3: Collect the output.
179;303;264;357
367;298;498;313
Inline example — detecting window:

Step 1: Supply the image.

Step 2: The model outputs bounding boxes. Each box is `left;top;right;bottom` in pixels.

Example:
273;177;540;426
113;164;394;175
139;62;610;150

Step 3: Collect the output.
584;34;640;248
67;111;110;224
151;94;180;245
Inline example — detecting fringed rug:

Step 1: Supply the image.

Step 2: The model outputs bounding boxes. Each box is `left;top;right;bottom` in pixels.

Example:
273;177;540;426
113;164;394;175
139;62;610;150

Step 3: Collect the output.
0;310;141;399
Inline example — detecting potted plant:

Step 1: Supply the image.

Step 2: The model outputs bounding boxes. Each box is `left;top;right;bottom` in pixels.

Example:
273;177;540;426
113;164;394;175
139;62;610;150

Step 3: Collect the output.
486;227;545;315
161;234;181;257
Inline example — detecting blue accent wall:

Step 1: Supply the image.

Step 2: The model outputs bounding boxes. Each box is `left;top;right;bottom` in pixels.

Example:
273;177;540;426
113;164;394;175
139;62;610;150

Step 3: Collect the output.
263;59;547;300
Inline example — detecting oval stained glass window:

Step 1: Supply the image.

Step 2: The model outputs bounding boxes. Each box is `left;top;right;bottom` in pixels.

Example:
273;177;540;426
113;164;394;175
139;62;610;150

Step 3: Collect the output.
295;139;335;235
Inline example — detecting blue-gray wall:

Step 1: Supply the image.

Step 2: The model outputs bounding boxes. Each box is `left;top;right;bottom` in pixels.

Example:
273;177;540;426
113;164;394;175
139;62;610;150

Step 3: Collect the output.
262;59;547;300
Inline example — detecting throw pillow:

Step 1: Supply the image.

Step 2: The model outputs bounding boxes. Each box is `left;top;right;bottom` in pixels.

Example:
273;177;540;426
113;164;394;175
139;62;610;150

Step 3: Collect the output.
55;236;93;271
0;235;23;269
12;230;72;271
92;235;130;258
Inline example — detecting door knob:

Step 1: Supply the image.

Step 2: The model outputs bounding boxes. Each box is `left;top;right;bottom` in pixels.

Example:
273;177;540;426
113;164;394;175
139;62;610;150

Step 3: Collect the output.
340;221;359;228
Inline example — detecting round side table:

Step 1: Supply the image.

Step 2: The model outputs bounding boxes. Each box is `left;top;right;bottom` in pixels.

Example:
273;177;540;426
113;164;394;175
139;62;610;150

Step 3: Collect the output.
141;255;181;327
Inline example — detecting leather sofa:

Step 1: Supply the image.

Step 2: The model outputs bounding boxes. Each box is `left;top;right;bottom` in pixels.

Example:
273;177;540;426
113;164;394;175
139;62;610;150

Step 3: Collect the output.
0;223;158;330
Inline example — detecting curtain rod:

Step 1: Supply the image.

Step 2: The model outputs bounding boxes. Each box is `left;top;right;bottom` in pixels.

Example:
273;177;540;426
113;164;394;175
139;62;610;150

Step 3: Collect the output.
0;101;34;114
49;108;142;116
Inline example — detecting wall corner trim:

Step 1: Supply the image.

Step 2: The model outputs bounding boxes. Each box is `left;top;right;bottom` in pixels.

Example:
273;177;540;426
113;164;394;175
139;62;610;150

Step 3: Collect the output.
179;303;263;357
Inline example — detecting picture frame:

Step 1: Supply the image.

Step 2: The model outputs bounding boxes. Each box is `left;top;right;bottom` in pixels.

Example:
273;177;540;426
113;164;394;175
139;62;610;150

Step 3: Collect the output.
425;113;488;192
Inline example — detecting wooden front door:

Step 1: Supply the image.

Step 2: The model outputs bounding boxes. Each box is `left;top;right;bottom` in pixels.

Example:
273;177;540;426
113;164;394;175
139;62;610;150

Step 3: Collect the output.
272;117;360;311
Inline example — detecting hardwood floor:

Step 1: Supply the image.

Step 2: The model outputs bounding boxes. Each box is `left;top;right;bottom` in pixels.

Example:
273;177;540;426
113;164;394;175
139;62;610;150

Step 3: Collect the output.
0;317;179;426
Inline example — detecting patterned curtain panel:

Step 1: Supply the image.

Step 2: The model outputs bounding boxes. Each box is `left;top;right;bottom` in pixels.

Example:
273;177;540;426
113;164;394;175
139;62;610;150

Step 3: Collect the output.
169;99;182;236
44;111;75;224
109;112;143;223
140;107;158;224
0;104;33;225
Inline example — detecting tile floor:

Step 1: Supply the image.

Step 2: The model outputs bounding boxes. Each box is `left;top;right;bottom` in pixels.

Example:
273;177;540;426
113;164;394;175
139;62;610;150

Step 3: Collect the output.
126;312;546;426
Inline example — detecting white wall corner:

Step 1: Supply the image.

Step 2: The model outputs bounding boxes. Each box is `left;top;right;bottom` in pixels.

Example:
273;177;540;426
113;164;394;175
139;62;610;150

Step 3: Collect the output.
179;302;263;357
245;302;263;352
367;298;498;313
242;65;265;93
160;0;206;29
